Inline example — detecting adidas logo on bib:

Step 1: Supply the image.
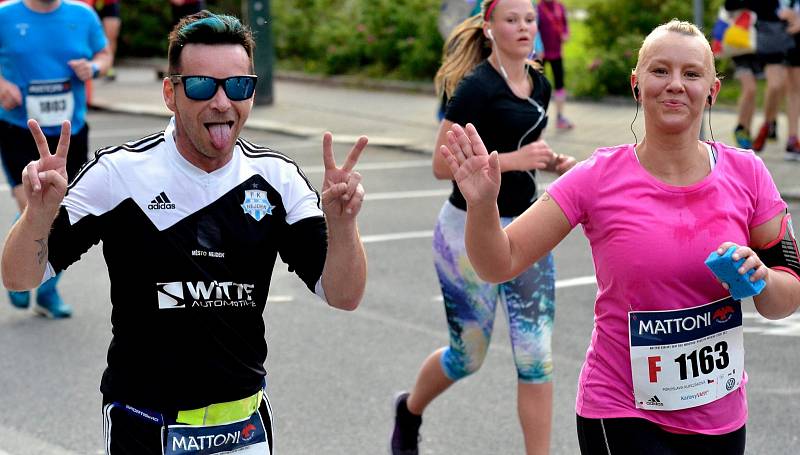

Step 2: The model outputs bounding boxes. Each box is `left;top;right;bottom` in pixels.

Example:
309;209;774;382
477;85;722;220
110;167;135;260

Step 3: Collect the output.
646;395;663;407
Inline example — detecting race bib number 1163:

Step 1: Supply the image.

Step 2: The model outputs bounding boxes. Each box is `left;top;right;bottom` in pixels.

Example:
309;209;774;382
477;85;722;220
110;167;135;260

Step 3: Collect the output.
628;297;744;411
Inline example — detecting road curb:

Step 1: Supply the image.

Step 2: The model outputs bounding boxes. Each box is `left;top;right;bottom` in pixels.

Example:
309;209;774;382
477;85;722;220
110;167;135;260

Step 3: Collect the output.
781;189;800;202
89;100;428;154
89;100;800;202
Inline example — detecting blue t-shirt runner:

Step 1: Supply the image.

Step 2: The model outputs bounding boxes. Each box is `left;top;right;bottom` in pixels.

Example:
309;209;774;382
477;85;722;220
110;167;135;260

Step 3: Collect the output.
0;0;106;135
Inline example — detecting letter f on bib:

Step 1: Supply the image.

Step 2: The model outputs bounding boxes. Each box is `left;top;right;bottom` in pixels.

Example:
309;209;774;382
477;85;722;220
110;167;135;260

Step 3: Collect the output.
648;356;662;383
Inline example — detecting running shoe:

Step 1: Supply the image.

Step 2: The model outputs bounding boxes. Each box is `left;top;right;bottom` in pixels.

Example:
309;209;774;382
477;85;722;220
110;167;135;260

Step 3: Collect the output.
390;392;421;455
33;276;72;319
733;126;752;149
785;138;800;161
556;115;574;130
752;122;770;152
8;290;30;309
768;120;778;141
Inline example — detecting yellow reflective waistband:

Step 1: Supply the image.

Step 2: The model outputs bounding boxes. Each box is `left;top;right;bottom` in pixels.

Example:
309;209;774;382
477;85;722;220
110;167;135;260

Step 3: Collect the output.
176;389;262;426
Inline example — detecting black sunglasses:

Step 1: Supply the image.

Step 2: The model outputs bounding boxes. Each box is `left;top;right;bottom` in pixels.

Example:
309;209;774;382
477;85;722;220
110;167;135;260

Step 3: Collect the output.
169;75;258;101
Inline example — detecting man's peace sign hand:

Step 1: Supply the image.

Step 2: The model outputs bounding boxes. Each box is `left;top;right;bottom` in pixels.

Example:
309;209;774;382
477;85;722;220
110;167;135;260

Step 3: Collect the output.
321;132;367;223
22;119;70;218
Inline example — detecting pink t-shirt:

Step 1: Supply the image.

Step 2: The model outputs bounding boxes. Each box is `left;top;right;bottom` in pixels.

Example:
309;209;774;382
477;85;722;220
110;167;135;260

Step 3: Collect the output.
547;142;787;435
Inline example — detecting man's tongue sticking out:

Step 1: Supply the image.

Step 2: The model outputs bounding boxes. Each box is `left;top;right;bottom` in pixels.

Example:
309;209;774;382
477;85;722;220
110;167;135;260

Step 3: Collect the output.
207;122;232;150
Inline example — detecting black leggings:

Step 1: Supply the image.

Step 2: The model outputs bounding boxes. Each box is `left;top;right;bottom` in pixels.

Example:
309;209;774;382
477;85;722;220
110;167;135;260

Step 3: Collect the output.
544;58;565;90
576;415;746;455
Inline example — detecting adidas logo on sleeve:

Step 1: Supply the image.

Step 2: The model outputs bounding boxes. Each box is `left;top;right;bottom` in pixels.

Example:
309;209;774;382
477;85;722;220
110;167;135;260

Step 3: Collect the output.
148;192;176;210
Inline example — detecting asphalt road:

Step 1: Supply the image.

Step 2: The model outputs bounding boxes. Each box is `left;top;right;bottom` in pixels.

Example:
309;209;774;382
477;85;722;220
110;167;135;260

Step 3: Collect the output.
0;112;798;454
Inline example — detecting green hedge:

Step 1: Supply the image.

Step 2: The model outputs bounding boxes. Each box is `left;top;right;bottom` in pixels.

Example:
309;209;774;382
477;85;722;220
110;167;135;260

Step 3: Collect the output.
119;0;443;81
117;0;242;58
567;0;724;98
271;0;443;80
118;0;735;99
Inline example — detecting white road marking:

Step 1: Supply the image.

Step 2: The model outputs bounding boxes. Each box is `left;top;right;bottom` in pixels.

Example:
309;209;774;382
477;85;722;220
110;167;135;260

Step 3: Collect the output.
431;274;597;301
303;159;432;173
266;140;320;151
366;189;450;200
90;128;165;139
743;311;800;336
555;275;597;289
362;230;433;243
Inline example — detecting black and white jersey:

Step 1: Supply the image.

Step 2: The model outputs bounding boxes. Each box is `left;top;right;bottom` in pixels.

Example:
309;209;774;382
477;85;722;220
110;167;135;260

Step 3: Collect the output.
45;119;328;411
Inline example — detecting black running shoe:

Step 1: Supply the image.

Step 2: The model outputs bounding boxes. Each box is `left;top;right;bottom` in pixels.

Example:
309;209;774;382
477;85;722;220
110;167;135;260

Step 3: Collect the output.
768;120;778;140
390;392;421;455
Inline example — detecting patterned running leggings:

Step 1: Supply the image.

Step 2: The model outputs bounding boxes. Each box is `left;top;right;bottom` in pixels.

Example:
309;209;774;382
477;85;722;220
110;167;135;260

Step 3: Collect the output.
434;202;556;384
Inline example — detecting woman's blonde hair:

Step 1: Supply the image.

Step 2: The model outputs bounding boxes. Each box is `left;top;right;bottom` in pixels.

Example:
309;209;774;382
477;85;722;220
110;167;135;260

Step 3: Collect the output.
434;0;540;98
633;19;715;78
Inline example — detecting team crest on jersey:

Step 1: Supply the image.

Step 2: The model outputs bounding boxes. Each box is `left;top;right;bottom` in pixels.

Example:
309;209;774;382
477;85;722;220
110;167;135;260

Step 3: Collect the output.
241;189;274;221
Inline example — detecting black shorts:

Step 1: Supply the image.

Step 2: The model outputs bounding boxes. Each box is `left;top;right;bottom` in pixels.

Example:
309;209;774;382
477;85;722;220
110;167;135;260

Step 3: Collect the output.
102;395;275;454
576;414;746;455
786;35;800;67
758;52;787;66
97;2;120;19
732;54;765;79
0;120;89;187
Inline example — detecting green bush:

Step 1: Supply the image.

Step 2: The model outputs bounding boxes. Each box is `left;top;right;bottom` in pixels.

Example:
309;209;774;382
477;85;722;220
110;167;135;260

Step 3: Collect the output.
570;0;724;98
117;0;242;58
272;0;443;80
117;0;739;101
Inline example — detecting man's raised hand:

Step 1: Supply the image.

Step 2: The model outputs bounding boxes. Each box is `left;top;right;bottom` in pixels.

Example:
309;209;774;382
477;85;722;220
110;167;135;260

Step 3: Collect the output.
321;132;367;222
22;119;70;215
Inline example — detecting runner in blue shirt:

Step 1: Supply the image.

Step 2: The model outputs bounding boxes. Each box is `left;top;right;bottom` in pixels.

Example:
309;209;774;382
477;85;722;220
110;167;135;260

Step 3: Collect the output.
0;0;110;317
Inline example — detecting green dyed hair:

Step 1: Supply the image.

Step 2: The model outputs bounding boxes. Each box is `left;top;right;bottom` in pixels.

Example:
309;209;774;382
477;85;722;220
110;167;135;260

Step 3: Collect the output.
167;11;256;74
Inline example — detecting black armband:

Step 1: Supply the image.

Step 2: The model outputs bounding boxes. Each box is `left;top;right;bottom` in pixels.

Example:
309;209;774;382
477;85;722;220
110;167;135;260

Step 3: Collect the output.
755;212;800;282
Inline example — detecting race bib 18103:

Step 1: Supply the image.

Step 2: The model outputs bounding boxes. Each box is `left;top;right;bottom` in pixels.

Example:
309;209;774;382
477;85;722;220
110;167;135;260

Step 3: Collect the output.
25;79;74;127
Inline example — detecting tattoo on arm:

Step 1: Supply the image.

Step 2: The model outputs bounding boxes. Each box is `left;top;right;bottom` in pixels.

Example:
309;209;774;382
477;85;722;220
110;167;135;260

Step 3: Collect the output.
35;238;47;265
540;193;551;202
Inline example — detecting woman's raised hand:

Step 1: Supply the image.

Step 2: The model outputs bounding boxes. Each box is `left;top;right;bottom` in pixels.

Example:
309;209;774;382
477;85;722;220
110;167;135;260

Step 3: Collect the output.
439;123;500;208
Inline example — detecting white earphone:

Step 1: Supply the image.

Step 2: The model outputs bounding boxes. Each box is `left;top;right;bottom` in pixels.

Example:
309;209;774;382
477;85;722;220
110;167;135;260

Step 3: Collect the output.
487;29;494;40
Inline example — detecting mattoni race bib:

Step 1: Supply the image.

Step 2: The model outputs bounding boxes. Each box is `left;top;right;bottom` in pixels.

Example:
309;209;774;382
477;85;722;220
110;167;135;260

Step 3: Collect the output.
629;297;743;411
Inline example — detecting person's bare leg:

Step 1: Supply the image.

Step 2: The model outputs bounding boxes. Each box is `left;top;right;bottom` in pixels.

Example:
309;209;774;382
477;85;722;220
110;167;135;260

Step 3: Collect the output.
786;67;800;139
103;17;121;60
737;72;757;131
763;64;787;124
406;347;455;415
518;381;553;455
753;64;787;150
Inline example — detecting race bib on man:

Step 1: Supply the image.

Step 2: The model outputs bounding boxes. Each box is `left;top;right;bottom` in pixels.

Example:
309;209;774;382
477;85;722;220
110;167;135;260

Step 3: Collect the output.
25;79;74;127
164;409;269;454
629;297;743;411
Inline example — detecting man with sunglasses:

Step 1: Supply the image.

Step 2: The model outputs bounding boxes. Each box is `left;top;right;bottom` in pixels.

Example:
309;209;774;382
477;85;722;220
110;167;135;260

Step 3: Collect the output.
0;0;111;318
2;11;367;454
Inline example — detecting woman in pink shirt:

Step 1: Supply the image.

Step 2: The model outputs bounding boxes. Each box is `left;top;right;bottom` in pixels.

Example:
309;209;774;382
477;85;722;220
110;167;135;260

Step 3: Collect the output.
439;20;800;454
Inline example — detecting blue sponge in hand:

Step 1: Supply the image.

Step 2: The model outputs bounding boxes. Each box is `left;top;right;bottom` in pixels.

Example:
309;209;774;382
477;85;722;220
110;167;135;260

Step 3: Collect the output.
705;245;766;300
